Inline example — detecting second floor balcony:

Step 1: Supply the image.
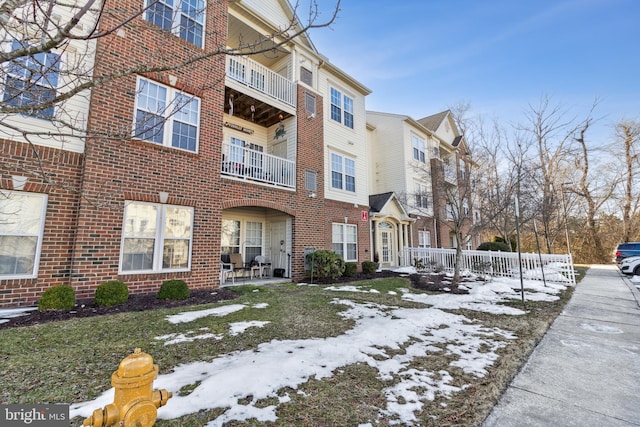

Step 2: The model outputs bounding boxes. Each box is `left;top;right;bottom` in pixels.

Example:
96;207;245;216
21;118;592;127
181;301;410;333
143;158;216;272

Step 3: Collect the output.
226;55;296;109
221;141;295;189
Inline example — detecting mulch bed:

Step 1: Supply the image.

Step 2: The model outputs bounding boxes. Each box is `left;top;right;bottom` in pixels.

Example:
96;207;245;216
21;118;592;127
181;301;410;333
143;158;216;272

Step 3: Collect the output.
0;288;240;330
1;271;474;330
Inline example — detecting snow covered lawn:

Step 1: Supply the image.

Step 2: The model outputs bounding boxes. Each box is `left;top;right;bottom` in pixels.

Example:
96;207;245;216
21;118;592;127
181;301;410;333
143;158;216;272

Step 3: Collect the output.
67;275;570;426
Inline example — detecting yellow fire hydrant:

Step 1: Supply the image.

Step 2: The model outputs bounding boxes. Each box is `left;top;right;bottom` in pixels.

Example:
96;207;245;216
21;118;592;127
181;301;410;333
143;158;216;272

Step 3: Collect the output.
83;348;172;427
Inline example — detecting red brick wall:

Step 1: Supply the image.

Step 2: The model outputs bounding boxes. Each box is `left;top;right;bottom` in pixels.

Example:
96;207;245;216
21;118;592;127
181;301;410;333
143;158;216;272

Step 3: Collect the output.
69;0;229;299
0;140;83;306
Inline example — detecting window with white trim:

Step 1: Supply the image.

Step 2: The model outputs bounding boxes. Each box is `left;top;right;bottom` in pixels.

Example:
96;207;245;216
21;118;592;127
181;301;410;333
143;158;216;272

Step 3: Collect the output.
221;219;264;263
134;77;200;152
414;182;430;209
332;223;357;261
0;192;47;278
331;152;356;192
120;202;193;273
3;41;61;120
412;135;426;163
418;230;431;248
330;87;354;129
145;0;205;47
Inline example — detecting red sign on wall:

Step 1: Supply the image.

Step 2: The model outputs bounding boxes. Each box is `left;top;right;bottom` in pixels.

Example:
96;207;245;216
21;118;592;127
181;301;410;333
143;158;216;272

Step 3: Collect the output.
361;210;369;221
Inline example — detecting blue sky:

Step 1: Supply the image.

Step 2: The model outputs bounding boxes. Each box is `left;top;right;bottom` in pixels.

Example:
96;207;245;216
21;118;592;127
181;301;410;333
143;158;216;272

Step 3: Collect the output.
306;0;640;141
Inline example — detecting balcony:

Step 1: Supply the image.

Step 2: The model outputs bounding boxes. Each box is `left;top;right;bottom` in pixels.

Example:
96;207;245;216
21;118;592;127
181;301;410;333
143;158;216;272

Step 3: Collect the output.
226;55;296;108
443;164;457;184
221;141;295;188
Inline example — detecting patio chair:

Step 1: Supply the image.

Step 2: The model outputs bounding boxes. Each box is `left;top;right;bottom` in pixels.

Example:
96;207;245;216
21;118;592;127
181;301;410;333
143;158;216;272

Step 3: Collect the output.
220;261;235;284
228;253;250;279
254;255;272;278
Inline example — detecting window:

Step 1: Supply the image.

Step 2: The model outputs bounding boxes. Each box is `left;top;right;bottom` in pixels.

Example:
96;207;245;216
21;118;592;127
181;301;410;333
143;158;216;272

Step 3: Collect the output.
412;135;426;163
329;87;354;129
145;0;205;47
414;182;429;209
305;170;317;192
459;159;467;180
221;219;241;254
300;67;313;86
134;77;200;152
3;41;61;120
120;202;193;273
305;92;316;115
332;223;357;261
0;192;47;278
221;219;264;263
418;230;431;248
331;152;355;192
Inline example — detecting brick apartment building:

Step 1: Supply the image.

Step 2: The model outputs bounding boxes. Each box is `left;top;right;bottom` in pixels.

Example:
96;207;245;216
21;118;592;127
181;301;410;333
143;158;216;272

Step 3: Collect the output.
1;0;478;308
0;0;371;307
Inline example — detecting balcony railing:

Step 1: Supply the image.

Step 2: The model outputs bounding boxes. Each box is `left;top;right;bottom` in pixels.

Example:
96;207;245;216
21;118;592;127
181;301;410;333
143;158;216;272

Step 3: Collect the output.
221;141;295;188
444;164;457;184
226;56;296;107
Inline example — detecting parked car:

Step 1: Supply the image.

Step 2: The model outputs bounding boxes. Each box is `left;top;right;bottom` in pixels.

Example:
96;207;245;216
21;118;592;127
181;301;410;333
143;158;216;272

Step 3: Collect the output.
620;257;640;275
614;242;640;264
619;255;640;271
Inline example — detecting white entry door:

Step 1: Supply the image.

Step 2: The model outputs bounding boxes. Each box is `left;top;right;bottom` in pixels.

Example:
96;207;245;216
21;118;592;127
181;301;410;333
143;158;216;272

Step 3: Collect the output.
381;229;394;265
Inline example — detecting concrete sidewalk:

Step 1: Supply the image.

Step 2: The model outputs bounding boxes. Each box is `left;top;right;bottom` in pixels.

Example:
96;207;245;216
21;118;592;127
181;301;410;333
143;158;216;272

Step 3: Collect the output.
483;264;640;427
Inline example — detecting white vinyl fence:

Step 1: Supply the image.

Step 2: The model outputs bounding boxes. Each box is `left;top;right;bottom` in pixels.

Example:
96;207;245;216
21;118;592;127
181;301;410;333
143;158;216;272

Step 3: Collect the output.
404;247;575;285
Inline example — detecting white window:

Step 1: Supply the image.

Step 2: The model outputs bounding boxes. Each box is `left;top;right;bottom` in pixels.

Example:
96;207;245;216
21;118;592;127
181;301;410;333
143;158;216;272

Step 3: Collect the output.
459;158;467;180
412;135;426;163
3;41;61;120
134;77;201;153
414;182;430;209
330;87;354;129
418;230;431;248
331;152;356;192
221;219;264;263
145;0;205;48
120;202;193;273
332;223;357;261
0;192;47;278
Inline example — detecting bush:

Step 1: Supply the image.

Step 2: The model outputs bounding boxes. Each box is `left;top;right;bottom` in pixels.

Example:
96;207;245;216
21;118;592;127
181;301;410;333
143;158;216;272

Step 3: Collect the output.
306;250;346;280
362;261;378;274
477;241;511;252
157;279;190;300
343;262;357;277
38;285;75;311
94;280;129;307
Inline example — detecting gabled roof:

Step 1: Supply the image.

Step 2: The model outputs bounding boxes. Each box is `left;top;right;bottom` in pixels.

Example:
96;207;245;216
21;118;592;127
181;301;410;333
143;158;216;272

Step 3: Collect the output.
369;192;395;213
417;110;450;132
369;192;413;222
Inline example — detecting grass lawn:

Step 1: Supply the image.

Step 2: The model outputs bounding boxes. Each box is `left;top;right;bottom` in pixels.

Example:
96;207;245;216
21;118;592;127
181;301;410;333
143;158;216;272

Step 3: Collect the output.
1;267;587;426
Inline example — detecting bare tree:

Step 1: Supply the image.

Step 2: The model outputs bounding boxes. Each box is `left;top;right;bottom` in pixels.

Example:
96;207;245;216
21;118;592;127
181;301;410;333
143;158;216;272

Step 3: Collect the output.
614;120;640;242
519;95;577;253
570;112;619;262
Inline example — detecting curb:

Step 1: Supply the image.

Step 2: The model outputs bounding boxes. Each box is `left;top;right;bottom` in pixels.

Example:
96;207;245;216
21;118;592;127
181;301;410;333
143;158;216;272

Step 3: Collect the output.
618;271;640;308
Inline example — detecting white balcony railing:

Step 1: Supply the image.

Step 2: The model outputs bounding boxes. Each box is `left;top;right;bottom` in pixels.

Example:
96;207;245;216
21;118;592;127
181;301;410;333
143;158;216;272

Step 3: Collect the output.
221;141;295;188
226;56;296;107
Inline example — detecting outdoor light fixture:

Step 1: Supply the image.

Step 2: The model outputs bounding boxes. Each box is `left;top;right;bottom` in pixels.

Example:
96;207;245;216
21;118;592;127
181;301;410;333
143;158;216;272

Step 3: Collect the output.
159;192;169;203
11;175;28;190
308;192;316;198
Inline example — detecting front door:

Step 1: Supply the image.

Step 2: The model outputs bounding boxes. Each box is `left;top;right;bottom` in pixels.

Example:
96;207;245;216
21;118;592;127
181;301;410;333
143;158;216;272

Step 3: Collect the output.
379;221;395;266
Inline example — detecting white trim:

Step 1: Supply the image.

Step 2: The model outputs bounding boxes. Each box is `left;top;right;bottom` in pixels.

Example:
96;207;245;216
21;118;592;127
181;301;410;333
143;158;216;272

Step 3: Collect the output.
0;192;48;279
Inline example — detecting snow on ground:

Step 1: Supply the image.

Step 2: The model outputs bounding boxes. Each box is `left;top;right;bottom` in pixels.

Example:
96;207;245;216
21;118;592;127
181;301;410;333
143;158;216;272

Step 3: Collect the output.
70;277;561;426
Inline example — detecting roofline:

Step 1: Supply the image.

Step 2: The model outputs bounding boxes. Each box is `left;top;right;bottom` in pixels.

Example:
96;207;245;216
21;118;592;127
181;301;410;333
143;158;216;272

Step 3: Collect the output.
319;55;372;95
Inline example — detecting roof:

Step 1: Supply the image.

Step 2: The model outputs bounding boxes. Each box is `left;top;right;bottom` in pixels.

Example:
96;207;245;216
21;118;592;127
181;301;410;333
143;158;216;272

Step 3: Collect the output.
417;110;450;132
369;192;395;213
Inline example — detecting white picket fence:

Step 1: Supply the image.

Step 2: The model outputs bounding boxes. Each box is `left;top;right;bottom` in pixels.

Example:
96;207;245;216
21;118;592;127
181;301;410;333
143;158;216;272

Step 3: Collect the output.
403;247;575;285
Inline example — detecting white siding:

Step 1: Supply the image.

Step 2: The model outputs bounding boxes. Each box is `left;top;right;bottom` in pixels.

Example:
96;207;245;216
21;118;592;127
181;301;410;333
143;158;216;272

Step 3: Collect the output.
319;69;369;205
1;2;98;154
240;0;294;32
